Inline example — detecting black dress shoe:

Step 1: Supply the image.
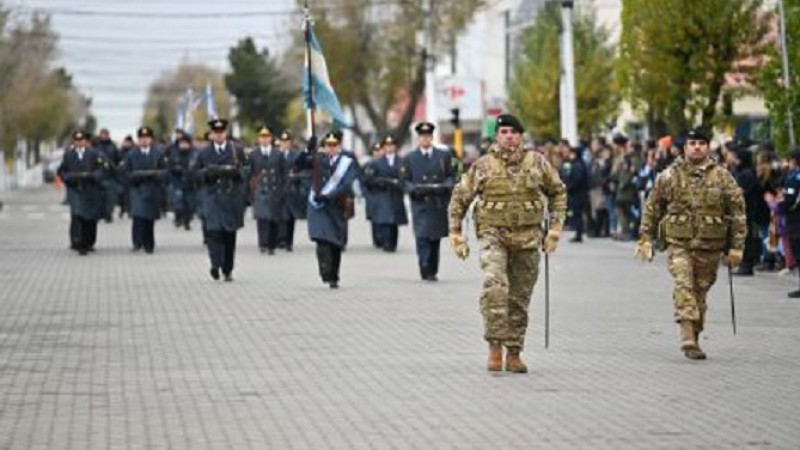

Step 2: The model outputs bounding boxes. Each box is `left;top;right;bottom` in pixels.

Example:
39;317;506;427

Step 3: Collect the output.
144;248;154;254
259;247;266;253
426;274;438;282
86;247;95;253
731;267;754;276
78;249;88;256
286;246;293;252
329;281;339;289
210;267;220;280
267;249;275;255
184;223;191;231
569;236;583;243
224;274;233;282
788;290;800;298
131;246;142;253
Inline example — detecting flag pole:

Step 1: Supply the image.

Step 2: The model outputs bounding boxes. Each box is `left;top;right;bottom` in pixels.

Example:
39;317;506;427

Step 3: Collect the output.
304;0;321;195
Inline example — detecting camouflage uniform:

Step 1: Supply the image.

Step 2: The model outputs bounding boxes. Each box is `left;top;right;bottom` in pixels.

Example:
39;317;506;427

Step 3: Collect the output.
449;143;567;350
639;157;746;334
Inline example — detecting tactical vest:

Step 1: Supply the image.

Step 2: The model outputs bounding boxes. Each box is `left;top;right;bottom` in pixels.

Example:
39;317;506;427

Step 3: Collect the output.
661;163;729;248
474;152;545;228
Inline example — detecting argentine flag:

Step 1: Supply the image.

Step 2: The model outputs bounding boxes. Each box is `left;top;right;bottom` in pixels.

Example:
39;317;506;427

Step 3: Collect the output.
303;24;349;128
205;81;218;120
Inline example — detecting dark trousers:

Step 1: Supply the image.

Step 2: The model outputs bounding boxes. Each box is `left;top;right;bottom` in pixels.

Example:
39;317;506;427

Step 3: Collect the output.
742;223;760;269
415;237;441;278
207;230;237;275
256;219;280;250
377;224;399;251
132;217;155;250
316;240;342;283
70;215;97;251
570;205;584;239
283;218;295;248
371;222;382;247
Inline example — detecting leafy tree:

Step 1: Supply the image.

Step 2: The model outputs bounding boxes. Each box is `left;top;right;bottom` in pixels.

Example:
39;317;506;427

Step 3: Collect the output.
619;0;767;137
289;0;484;149
756;0;800;153
141;62;228;140
225;37;296;141
508;3;619;140
0;9;86;163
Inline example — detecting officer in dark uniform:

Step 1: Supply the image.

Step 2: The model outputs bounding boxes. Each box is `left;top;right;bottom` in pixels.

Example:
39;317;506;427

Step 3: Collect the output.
363;142;385;248
778;149;800;298
365;135;408;252
117;135;135;218
299;132;358;288
194;118;249;281
282;131;309;251
94;128;121;223
122;126;167;253
249;126;287;254
168;133;198;230
560;144;589;242
402;122;455;281
57;130;108;255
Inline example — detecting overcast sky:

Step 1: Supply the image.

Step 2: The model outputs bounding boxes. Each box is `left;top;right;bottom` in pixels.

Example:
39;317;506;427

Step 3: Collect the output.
15;0;298;140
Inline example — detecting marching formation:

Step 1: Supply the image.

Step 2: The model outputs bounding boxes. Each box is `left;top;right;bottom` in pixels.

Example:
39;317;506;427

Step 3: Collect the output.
57;112;788;372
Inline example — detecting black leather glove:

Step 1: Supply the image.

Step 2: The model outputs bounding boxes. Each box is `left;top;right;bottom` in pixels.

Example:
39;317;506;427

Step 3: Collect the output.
313;193;328;203
306;136;318;153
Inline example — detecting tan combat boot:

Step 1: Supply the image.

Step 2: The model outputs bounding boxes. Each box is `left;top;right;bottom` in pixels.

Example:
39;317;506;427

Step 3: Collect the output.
505;347;528;373
687;321;707;360
487;341;503;372
679;320;705;360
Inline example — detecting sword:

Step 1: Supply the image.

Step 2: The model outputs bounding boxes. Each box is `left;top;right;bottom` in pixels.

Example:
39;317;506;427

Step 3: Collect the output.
728;264;737;336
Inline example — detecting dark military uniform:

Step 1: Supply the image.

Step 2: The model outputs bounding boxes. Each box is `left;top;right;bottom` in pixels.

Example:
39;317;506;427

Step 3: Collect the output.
364;152;408;252
94;135;122;222
122;143;167;253
284;147;311;250
57;134;107;255
249;145;287;253
194;119;249;281
299;133;358;288
560;148;589;242
167;139;198;230
402;130;455;281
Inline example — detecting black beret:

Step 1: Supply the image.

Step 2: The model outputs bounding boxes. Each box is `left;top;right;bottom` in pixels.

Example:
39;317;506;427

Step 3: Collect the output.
495;114;524;133
685;127;710;143
208;118;229;131
415;122;435;134
137;126;154;138
612;134;629;146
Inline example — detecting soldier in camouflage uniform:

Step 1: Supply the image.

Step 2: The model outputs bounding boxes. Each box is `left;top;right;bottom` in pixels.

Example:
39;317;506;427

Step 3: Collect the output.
448;114;567;373
635;128;746;360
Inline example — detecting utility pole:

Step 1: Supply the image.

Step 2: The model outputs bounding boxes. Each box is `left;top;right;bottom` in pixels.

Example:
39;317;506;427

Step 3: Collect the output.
423;0;440;141
560;0;578;146
778;0;796;147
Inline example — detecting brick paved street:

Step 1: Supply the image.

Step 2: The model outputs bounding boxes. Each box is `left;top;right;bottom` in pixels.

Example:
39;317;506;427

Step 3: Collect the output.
1;186;799;450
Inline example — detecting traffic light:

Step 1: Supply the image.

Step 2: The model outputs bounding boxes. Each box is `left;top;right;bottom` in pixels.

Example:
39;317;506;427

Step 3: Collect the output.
450;108;461;129
450;108;463;159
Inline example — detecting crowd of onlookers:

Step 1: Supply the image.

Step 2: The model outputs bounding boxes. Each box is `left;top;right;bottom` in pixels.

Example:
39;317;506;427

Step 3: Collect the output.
511;134;797;277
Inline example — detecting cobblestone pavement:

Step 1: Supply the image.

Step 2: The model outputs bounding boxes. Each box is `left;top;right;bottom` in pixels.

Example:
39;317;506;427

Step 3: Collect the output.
1;186;799;450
